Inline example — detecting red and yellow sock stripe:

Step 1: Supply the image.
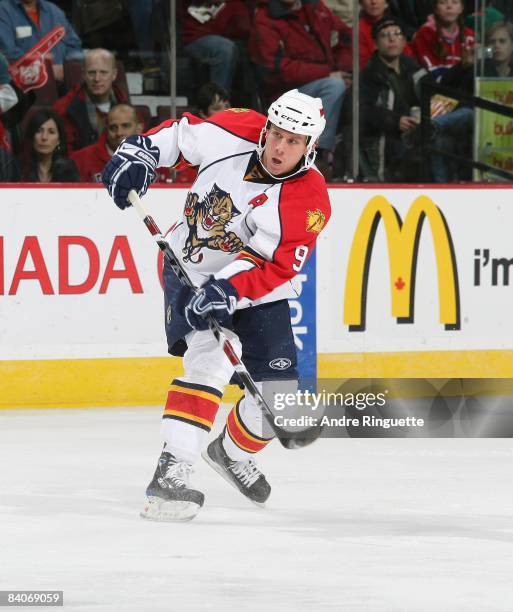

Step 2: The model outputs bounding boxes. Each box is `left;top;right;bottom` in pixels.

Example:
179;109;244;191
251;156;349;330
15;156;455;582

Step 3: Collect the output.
226;398;273;453
163;379;223;432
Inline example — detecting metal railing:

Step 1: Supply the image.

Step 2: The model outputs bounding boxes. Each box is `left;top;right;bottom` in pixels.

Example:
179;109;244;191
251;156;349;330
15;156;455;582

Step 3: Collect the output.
420;81;513;182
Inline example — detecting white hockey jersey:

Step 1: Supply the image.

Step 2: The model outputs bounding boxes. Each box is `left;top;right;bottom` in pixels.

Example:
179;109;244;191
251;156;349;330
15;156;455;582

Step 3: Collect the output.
145;109;331;307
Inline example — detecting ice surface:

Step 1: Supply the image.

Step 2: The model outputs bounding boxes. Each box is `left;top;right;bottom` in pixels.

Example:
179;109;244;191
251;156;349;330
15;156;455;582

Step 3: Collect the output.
1;406;512;611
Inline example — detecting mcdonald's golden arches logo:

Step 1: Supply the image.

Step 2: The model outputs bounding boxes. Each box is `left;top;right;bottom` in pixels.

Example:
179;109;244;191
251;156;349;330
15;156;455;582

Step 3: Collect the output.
344;195;460;331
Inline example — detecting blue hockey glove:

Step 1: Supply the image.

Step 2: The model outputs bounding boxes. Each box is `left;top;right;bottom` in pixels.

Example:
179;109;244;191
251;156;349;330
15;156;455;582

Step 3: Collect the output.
102;135;160;209
184;278;238;331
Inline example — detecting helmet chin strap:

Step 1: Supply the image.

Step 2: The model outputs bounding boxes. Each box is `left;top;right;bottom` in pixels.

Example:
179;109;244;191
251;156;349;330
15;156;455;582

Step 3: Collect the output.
256;125;318;181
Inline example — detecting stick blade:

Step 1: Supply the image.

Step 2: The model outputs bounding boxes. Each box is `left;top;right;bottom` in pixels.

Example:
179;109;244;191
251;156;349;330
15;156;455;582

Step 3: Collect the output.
276;424;324;450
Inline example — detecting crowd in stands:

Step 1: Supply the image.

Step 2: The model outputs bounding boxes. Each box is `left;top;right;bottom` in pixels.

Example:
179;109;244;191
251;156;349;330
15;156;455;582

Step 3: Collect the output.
0;0;511;184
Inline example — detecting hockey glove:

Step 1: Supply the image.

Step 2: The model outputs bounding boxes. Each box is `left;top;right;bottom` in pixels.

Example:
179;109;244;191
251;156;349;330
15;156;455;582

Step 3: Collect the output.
184;278;238;331
102;135;160;209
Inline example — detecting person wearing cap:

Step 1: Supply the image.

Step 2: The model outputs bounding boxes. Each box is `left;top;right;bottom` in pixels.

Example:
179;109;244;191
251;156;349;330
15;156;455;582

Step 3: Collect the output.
101;89;331;522
361;15;474;182
359;16;429;180
358;0;414;69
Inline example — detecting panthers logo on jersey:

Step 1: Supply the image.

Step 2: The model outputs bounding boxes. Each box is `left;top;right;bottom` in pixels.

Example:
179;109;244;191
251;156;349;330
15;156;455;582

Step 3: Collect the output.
182;183;244;263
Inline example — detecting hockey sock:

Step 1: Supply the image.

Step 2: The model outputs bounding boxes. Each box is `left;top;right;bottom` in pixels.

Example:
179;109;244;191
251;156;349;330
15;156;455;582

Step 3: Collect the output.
161;378;223;463
222;397;274;462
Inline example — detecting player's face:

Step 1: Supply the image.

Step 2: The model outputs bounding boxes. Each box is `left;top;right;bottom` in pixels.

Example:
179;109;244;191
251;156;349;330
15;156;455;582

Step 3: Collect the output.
106;108;141;150
490;27;513;63
84;53;117;99
33;118;60;156
262;125;309;176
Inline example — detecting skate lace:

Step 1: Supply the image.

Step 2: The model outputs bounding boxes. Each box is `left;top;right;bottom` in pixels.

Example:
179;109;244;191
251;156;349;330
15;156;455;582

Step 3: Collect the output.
162;461;192;488
230;460;261;487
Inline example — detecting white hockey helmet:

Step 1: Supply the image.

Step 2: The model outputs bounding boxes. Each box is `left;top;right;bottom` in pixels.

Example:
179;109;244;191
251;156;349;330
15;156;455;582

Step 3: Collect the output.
257;89;326;177
268;89;326;140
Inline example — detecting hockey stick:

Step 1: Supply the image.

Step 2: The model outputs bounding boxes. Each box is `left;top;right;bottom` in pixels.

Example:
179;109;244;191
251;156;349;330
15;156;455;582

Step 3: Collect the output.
127;190;320;450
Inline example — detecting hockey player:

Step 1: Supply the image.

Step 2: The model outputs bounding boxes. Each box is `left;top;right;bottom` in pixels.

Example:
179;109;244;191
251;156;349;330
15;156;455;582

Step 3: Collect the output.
102;89;331;521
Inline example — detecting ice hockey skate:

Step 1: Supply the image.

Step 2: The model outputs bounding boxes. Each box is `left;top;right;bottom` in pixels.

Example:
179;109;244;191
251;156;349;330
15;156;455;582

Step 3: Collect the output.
202;431;271;507
141;450;205;522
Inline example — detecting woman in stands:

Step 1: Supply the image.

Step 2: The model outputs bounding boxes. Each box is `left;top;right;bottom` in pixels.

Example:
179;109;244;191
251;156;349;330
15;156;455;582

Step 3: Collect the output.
485;21;513;77
412;0;475;78
21;109;79;182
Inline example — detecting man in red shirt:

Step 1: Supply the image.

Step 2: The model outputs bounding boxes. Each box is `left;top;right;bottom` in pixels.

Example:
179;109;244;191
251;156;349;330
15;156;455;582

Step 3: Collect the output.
71;104;141;182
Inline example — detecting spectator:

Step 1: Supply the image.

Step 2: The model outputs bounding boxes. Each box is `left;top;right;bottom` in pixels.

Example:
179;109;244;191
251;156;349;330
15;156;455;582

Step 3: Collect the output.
485;20;513;77
249;0;351;169
359;0;414;68
410;1;475;181
53;48;129;151
174;82;231;183
360;0;388;67
360;16;427;180
412;0;475;79
71;103;142;182
20;108;78;181
0;0;83;83
182;0;251;92
360;15;473;182
195;81;230;117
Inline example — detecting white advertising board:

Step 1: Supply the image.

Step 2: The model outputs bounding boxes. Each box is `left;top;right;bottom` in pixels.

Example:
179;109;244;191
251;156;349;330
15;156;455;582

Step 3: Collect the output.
1;184;513;407
317;186;513;354
0;186;185;360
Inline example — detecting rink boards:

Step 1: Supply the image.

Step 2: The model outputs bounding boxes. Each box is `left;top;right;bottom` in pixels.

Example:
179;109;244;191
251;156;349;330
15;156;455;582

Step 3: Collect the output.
1;184;513;408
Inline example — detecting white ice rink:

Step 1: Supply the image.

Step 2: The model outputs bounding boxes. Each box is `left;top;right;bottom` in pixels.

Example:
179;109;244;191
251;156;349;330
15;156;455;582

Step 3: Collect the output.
1;406;512;612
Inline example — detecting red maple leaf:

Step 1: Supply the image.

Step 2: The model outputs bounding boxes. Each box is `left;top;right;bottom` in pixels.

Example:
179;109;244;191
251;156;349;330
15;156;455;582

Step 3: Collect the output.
395;277;405;290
